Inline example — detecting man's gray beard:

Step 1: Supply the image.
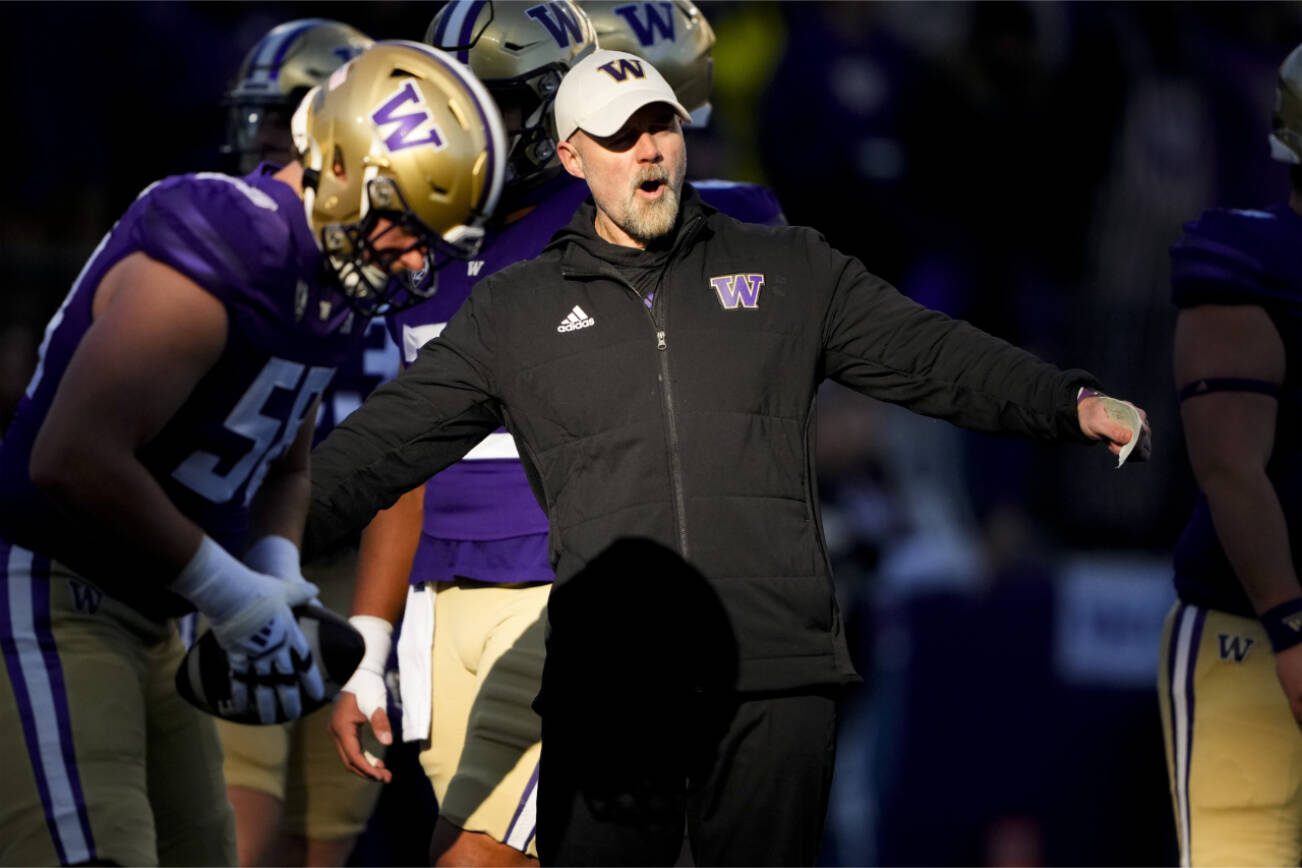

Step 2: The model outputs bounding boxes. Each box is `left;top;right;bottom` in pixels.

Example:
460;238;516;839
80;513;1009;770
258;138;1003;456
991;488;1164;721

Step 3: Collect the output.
618;183;680;245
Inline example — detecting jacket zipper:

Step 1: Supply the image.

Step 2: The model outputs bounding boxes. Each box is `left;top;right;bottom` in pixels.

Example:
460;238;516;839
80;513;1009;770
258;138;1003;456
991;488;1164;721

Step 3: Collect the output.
561;216;704;559
649;277;688;558
646;216;703;559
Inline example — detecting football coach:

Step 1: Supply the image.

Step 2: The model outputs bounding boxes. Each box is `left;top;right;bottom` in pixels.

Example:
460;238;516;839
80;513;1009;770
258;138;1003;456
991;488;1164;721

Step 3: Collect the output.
304;50;1150;866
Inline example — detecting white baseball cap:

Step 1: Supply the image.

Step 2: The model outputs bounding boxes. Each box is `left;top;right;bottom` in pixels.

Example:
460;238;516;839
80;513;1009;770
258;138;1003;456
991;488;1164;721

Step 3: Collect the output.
553;49;691;142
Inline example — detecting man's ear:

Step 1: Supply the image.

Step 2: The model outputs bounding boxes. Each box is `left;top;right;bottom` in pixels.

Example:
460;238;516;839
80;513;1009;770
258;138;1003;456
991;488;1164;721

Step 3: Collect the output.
556;138;585;180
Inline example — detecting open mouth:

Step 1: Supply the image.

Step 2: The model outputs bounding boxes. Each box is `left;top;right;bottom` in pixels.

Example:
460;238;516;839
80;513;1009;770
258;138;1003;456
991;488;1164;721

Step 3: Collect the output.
637;178;665;197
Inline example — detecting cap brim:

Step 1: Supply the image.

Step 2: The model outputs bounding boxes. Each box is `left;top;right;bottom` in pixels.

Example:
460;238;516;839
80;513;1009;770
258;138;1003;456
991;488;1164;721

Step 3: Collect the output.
575;90;691;139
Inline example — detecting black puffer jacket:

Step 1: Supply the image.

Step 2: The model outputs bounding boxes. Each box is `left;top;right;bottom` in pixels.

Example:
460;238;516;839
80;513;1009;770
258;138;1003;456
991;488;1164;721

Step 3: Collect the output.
307;185;1098;691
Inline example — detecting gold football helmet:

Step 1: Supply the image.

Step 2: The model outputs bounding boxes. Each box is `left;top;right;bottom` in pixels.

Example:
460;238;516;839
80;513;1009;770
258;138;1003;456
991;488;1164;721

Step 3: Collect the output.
425;0;596;192
580;0;714;126
295;41;507;315
1271;42;1302;165
224;19;373;174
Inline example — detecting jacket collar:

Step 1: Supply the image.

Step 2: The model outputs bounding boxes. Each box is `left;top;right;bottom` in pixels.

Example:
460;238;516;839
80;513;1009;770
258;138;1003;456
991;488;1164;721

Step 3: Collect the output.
547;182;713;277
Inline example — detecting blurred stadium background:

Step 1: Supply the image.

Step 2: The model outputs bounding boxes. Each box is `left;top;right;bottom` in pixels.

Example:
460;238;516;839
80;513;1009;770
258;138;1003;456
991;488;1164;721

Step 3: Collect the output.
5;2;1302;865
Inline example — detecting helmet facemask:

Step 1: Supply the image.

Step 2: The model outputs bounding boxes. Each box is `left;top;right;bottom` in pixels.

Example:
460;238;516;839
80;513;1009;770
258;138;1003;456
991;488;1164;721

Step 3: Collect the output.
223;19;373;175
488;66;566;191
313;175;487;318
224;92;304;175
1270;44;1302;165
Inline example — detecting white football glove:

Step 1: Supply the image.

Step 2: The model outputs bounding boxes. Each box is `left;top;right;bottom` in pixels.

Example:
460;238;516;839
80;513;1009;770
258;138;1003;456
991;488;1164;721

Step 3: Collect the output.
341;615;394;726
173;535;325;723
244;534;321;603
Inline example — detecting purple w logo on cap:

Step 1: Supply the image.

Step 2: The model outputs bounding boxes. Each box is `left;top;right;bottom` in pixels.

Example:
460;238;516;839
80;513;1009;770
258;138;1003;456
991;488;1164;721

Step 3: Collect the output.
709;273;764;310
371;81;446;152
597;58;645;82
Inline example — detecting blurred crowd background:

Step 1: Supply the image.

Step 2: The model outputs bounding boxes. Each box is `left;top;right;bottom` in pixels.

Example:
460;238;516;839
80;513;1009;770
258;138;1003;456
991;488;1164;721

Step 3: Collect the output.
5;2;1302;865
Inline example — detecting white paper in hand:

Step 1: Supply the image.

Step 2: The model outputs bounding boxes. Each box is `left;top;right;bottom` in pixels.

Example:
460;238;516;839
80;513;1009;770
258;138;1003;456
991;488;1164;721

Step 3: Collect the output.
1099;396;1144;468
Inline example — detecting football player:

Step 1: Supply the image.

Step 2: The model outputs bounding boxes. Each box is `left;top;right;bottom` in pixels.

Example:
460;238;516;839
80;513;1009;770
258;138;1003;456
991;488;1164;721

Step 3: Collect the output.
223;19;374;176
0;41;505;867
215;19;413;868
325;2;782;865
1159;41;1302;866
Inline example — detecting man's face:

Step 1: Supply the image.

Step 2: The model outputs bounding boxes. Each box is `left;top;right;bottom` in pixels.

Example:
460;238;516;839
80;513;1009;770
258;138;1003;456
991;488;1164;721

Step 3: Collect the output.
559;103;687;248
365;217;429;275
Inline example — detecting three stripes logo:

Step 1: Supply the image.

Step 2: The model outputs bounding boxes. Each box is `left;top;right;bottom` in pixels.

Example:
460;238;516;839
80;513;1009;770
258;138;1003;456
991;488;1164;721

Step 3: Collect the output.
558;305;595;333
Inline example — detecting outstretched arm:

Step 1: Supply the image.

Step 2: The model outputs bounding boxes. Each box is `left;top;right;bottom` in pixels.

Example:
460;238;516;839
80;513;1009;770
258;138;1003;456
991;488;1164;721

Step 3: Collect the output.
306;289;504;559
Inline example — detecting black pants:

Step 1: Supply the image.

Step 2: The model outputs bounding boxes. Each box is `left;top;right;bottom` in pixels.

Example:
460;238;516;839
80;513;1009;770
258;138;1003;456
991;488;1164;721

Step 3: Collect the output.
537;689;838;866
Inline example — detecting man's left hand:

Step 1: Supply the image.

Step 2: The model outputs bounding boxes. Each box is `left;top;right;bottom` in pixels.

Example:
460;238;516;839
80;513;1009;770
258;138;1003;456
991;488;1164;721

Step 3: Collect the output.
1078;394;1152;465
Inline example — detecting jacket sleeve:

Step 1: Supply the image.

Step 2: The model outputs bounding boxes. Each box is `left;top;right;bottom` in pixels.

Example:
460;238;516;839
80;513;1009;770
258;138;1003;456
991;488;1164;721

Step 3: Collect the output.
814;233;1098;442
304;283;504;559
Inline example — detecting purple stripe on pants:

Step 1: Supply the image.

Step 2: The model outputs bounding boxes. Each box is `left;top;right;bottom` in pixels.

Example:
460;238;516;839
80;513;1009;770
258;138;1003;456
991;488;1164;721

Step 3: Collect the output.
0;540;69;864
505;761;540;850
31;553;97;857
0;543;98;863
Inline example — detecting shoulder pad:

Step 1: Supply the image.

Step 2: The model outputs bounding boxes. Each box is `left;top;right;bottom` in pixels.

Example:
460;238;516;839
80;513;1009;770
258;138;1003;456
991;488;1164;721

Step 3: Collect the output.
1171;206;1302;309
129;173;293;306
695;180;787;227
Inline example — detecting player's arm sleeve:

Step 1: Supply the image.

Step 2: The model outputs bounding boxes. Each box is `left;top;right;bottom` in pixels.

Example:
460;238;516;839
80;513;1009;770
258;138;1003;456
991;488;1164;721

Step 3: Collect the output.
814;231;1096;442
304;284;504;559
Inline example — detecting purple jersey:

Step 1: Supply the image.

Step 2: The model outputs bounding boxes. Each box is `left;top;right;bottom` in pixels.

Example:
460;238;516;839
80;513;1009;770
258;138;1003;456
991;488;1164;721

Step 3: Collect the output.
388;175;785;585
314;316;400;445
0;167;363;619
1170;203;1302;617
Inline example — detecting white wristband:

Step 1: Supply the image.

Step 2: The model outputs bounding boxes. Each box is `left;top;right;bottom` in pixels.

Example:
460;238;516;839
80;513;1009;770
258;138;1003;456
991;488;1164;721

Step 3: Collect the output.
244;534;300;582
348;615;394;675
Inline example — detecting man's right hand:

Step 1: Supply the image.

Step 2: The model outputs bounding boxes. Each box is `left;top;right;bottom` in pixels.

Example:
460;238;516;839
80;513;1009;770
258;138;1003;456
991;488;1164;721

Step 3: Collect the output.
1277;643;1302;727
329;613;396;781
330;669;394;782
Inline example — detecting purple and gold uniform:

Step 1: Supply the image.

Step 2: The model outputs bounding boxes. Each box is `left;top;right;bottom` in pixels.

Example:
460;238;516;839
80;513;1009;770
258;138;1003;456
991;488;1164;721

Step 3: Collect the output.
1159;203;1302;867
389;171;783;855
0;166;359;866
